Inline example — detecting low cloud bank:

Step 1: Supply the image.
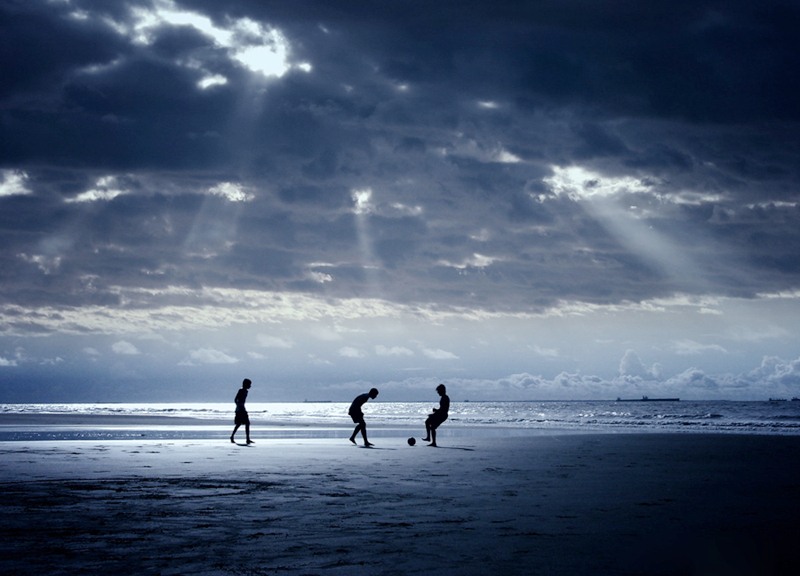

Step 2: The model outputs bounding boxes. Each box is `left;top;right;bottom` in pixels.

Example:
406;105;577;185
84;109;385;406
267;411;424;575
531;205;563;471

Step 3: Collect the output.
354;355;800;401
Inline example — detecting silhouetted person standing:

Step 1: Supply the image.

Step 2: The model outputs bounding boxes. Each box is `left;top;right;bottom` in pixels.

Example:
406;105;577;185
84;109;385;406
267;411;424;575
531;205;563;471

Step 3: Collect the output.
422;384;449;447
230;378;253;444
349;388;379;446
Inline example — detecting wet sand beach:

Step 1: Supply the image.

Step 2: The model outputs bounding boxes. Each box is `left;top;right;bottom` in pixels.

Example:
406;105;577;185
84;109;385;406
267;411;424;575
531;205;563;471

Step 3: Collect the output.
1;417;799;575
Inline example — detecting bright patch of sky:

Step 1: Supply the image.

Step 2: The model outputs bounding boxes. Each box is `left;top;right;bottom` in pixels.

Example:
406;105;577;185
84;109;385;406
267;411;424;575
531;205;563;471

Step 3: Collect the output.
545;165;709;291
207;182;254;202
422;348;459;360
444;137;522;164
183;348;239;365
66;176;128;203
307;271;333;284
2;283;799;399
338;346;366;358
545;165;651;201
88;0;310;86
546;165;727;207
670;340;728;356
198;74;227;90
18;254;62;275
0;170;31;197
438;253;499;270
111;340;140;355
386;203;423;217
352;188;373;215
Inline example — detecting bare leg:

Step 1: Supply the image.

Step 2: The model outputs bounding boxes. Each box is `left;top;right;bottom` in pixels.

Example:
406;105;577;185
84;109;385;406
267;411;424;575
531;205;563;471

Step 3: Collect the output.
422;419;431;441
231;424;240;443
429;427;437;447
362;424;374;446
245;423;253;444
350;423;362;444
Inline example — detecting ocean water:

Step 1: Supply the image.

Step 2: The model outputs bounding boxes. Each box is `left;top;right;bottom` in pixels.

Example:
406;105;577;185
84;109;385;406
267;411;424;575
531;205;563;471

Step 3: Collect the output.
2;400;800;440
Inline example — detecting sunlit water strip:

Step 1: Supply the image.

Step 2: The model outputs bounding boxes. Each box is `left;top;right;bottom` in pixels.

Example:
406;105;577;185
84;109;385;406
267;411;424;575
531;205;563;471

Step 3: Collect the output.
2;400;800;440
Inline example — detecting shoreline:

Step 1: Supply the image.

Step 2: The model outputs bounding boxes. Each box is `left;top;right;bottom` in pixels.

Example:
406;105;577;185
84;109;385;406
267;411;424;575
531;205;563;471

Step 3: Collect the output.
0;413;591;442
0;412;221;426
3;400;800;438
2;412;799;440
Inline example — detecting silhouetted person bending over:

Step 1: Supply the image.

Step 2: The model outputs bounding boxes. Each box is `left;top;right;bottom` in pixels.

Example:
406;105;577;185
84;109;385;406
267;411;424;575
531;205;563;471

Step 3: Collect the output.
349;388;379;446
230;378;253;444
422;384;449;447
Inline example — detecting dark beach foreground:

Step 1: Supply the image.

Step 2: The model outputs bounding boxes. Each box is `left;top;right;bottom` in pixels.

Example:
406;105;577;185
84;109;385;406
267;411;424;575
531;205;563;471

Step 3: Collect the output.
1;432;799;575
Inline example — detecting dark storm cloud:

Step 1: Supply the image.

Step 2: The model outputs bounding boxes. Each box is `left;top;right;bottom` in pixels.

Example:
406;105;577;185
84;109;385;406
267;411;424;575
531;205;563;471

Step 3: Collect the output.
1;0;799;314
0;2;123;101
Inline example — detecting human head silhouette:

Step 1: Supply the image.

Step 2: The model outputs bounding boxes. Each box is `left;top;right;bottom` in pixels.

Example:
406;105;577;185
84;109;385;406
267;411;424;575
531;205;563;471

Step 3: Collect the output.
369;388;379;399
436;384;446;395
243;379;252;389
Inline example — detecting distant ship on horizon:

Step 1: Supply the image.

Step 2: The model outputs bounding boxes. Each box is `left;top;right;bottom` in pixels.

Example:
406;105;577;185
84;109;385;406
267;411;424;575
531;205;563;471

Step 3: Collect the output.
616;396;680;402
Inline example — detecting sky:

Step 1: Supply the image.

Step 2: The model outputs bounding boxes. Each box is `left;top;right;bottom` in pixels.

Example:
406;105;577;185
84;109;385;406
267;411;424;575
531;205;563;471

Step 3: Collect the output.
2;0;800;402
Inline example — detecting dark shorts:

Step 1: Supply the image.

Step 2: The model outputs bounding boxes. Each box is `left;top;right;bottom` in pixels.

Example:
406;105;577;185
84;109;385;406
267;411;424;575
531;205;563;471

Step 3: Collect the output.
350;411;365;425
235;411;250;426
426;411;448;429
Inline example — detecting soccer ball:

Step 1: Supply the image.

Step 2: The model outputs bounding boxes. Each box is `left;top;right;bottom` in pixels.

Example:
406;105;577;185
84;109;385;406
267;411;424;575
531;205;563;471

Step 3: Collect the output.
407;437;416;446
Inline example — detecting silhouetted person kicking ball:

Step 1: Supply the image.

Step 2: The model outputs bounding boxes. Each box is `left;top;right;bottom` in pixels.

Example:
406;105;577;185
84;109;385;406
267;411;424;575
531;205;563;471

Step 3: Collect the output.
422;384;449;447
349;388;379;446
230;378;253;444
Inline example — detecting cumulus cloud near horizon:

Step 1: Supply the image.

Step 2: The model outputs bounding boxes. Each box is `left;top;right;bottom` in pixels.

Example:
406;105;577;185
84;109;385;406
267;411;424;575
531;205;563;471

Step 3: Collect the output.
182;348;239;365
111;341;140;355
347;354;800;401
